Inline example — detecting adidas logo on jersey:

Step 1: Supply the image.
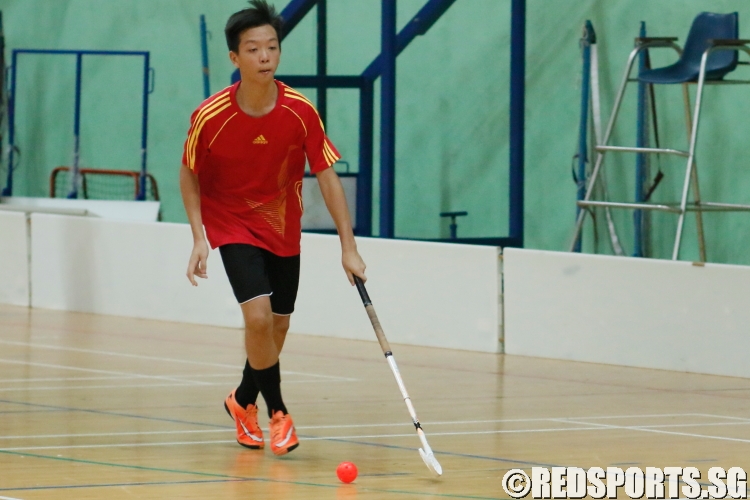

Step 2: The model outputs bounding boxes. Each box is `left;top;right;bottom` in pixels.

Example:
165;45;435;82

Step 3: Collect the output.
253;135;268;145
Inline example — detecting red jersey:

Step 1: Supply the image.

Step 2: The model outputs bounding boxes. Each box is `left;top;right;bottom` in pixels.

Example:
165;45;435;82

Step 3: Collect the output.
181;80;341;256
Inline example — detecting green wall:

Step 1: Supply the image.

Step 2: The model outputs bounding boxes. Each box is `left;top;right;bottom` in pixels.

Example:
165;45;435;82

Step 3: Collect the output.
2;0;750;263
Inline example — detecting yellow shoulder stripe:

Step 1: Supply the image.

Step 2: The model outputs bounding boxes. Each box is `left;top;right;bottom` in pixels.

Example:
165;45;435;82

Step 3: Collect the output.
283;93;326;133
323;141;335;165
282;86;340;166
284;92;315;108
323;140;340;166
191;92;231;131
187;97;231;169
281;105;307;137
283;87;314;104
186;92;231;150
208;112;238;149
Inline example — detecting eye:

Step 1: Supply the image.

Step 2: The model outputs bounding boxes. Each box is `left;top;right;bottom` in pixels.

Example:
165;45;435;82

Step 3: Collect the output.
250;48;257;52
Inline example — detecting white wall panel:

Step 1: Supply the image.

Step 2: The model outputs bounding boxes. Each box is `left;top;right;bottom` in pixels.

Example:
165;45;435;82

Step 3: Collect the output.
29;215;501;352
0;212;29;306
504;248;750;378
30;214;242;327
295;234;501;352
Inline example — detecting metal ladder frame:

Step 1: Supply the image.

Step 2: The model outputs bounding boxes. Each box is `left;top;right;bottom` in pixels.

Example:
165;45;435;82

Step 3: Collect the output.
569;37;750;260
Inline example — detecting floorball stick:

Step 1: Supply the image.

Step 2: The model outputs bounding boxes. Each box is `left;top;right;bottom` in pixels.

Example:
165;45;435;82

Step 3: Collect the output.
353;276;443;476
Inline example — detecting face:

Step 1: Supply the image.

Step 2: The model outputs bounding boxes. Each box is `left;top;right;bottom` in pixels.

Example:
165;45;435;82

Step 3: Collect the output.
229;24;280;84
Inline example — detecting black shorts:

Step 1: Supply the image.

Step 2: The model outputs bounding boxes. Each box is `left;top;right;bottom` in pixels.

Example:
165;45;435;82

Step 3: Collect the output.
218;243;300;315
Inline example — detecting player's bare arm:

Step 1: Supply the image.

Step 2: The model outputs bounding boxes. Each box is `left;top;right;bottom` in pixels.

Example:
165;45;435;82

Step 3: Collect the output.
316;166;366;285
179;164;208;286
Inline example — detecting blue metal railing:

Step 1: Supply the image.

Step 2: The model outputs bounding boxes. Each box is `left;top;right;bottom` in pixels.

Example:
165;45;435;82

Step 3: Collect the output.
2;49;153;200
200;15;210;99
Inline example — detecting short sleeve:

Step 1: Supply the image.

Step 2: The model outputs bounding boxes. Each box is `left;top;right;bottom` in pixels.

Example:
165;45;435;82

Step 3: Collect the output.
182;108;208;174
304;108;341;174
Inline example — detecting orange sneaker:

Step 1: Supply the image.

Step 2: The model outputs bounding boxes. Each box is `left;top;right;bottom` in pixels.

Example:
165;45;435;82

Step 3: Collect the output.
224;390;264;449
269;411;299;456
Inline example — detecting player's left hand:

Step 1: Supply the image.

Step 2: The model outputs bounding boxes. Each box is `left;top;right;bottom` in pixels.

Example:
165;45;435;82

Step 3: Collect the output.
342;248;366;286
186;239;209;286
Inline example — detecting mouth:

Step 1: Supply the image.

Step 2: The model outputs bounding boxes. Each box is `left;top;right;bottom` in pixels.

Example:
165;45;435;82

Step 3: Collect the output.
259;69;272;75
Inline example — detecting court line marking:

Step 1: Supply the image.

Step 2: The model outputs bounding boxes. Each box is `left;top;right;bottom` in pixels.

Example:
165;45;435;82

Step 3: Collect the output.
0;413;716;440
559;418;750;445
5;401;747;447
0;410;726;437
297;420;750;443
0;429;233;440
0;428;606;450
0;339;356;381
0;399;232;429
0;450;497;500
0;373;241;383
0;427;662;451
0;359;352;387
615;421;750;430
305;427;610;441
694;413;750;422
0;496;24;500
0;382;211;393
553;413;714;420
1;480;252;494
5;414;750;450
11;417;747;452
0;409;67;415
0;478;498;500
0;440;238;451
0;420;591;440
4;419;749;442
0;378;352;393
0;358;210;386
0;375;135;383
0;372;345;387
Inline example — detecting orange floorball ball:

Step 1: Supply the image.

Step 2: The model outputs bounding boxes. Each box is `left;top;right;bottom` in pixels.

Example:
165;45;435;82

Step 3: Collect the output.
336;462;358;483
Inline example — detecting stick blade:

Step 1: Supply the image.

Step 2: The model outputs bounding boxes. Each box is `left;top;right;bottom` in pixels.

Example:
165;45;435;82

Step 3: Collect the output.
419;447;443;476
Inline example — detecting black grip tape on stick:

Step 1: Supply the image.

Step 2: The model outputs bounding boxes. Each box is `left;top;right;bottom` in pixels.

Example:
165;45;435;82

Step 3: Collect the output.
354;276;371;306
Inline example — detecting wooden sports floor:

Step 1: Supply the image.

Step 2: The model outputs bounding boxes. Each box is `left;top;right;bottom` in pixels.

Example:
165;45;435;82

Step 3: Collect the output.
1;303;749;499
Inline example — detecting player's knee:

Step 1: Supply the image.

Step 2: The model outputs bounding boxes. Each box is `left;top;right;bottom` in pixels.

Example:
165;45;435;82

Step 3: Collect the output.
273;324;289;337
243;308;273;334
273;316;290;336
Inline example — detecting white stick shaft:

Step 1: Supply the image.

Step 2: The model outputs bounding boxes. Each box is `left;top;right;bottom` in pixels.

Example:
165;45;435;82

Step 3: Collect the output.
386;355;419;421
386;354;438;456
386;355;410;400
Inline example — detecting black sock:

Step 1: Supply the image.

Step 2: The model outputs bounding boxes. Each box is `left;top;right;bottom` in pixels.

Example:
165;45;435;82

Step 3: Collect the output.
234;360;260;409
252;361;287;418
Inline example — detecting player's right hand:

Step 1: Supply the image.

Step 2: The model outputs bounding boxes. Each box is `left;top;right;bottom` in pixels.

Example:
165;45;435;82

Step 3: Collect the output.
186;240;209;286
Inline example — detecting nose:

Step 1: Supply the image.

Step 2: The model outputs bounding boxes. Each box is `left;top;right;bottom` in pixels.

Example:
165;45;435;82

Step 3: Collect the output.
260;49;270;62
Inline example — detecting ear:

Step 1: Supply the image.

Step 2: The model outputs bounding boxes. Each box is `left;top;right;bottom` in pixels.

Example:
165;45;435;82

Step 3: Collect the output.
228;51;240;69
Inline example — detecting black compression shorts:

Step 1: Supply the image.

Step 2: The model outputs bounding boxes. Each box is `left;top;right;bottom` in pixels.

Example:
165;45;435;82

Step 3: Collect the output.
218;243;300;315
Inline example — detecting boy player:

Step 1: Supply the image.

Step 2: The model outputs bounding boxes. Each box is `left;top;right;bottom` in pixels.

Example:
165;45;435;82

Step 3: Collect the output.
180;0;366;456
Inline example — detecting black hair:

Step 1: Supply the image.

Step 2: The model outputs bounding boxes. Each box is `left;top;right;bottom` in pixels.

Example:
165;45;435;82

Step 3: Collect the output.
225;0;283;53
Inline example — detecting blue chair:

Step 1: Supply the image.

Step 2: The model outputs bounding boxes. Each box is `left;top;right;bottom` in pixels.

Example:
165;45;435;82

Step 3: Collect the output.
570;12;750;261
639;12;739;84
